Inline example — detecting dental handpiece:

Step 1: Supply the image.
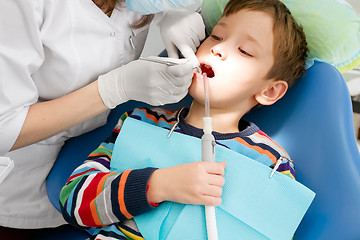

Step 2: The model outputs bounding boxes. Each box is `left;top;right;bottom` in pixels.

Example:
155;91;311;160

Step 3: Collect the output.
200;73;219;240
139;56;202;73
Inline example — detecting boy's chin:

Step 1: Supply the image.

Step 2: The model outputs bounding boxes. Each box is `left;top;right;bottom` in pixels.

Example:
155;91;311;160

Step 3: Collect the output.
187;83;198;99
193;71;202;80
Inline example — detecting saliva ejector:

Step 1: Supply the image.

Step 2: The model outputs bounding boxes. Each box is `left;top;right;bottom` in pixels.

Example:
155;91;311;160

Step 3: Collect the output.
201;72;219;240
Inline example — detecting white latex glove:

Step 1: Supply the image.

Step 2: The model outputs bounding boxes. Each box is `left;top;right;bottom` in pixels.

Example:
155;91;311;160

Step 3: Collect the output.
98;56;193;109
155;9;206;68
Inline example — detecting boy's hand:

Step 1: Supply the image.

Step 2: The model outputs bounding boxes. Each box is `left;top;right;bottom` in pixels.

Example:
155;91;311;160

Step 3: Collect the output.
147;161;226;206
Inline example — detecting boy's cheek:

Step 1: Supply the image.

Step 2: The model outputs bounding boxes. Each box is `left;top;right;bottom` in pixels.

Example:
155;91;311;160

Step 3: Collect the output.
189;73;198;91
188;77;198;96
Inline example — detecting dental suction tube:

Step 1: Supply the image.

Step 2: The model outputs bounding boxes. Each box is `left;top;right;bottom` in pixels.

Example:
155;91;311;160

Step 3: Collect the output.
201;73;219;240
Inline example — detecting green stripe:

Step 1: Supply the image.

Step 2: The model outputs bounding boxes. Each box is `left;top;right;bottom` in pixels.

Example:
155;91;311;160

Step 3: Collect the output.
92;146;112;156
59;177;82;206
120;112;129;122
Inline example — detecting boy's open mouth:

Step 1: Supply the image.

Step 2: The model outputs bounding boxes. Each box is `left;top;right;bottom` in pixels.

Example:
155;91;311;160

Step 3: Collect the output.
200;63;215;78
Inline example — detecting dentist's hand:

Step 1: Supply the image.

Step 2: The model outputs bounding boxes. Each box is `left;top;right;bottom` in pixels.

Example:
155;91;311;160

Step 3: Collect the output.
156;9;206;68
98;57;193;109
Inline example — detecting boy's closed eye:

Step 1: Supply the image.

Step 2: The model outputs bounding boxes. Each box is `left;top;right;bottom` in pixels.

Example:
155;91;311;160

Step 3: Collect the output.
210;34;222;41
210;34;253;57
238;48;253;57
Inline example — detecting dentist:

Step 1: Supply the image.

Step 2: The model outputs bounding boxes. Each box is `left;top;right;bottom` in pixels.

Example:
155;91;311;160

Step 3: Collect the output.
0;0;204;233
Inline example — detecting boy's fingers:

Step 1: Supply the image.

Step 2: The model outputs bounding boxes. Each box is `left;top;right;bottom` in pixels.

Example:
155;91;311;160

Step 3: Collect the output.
201;195;222;206
207;174;225;187
203;185;223;198
219;161;227;168
204;162;226;175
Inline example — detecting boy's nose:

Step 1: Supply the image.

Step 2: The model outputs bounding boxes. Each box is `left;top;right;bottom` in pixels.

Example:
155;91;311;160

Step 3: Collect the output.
210;45;227;60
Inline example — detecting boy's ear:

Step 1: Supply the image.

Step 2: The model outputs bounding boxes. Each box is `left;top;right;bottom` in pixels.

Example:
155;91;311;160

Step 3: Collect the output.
255;80;288;105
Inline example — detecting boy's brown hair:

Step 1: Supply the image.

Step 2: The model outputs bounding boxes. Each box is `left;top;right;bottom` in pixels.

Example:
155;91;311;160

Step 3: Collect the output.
223;0;308;88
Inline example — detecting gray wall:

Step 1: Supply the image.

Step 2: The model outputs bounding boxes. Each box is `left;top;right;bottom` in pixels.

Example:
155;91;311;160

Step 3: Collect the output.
346;0;360;13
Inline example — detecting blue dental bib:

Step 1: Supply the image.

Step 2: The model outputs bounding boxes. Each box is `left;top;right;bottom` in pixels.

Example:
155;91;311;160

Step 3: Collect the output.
111;117;315;240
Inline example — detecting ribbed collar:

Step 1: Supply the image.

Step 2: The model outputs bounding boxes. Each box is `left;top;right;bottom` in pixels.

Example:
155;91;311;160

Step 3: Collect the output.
177;108;260;140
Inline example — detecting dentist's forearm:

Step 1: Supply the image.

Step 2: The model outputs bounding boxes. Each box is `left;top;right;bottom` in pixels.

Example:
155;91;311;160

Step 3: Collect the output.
11;80;108;151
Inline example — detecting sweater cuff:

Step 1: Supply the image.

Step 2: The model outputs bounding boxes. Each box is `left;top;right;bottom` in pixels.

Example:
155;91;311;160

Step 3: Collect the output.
117;167;158;218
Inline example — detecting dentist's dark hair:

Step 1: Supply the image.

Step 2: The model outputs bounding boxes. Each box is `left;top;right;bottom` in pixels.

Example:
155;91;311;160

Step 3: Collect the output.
223;0;308;88
92;0;154;28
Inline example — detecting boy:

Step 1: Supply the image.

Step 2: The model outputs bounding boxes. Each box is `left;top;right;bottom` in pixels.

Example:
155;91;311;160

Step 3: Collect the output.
60;0;308;239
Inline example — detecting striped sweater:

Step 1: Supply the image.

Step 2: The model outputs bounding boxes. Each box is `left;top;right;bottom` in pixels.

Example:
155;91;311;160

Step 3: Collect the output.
60;107;295;240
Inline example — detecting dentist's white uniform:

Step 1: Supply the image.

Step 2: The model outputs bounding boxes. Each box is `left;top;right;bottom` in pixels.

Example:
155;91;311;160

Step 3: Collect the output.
0;0;150;228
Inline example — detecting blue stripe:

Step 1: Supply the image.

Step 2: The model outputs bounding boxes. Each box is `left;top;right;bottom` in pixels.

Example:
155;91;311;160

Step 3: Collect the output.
100;142;115;151
91;224;128;239
71;166;96;177
67;175;87;220
217;138;274;166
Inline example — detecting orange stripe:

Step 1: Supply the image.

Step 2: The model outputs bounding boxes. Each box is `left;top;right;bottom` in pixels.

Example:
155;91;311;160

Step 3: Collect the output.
118;170;133;219
255;132;288;155
146;112;175;125
97;173;115;196
137;109;176;125
88;152;111;159
89;199;102;226
235;137;277;164
89;174;110;226
161;108;177;115
89;173;118;226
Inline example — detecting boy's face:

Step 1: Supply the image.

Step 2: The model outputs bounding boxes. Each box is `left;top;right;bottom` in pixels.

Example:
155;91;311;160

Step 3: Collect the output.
190;9;276;111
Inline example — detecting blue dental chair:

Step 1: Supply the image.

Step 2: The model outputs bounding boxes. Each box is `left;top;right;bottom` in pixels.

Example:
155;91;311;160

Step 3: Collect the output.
46;61;360;239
